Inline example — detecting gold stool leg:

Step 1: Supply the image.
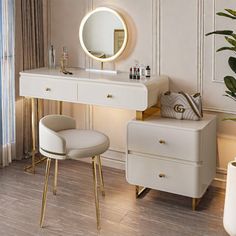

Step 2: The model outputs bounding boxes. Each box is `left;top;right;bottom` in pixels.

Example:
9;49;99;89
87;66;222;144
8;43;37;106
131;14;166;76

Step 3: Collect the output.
92;156;101;230
97;155;105;196
53;159;58;195
40;158;51;228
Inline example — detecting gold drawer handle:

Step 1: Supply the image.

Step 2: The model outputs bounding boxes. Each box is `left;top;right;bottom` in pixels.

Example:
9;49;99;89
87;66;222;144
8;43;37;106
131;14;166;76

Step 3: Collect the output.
45;88;51;92
159;140;165;144
107;94;113;98
159;173;166;178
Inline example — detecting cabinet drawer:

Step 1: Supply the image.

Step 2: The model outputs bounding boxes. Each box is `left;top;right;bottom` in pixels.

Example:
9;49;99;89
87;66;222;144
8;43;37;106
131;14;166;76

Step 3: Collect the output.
77;82;147;110
127;122;200;162
20;76;78;102
126;154;202;198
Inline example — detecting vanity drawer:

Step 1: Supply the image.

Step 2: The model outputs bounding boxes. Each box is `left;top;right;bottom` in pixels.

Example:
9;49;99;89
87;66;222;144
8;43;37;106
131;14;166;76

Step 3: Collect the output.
20;76;78;102
127;122;200;162
126;154;202;198
77;81;147;110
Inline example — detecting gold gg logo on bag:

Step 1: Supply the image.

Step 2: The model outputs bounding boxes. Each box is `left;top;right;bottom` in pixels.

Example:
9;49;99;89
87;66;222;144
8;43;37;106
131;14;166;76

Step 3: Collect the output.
174;104;185;113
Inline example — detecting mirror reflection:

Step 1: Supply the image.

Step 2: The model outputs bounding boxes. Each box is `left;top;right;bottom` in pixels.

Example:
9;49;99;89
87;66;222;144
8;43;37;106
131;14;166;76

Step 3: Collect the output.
80;8;127;61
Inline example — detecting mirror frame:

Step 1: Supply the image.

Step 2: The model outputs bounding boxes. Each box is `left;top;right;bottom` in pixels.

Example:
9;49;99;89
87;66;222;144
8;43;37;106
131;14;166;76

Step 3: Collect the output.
79;7;128;63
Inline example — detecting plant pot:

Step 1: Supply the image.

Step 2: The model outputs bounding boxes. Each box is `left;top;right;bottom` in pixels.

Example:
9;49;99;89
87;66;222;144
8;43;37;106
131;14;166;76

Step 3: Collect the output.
223;161;236;236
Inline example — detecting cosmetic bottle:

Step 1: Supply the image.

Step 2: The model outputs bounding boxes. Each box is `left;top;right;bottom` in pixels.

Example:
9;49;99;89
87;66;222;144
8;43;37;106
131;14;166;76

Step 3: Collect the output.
139;64;146;78
48;45;56;69
145;66;151;78
60;46;69;72
129;67;133;79
137;68;140;80
133;67;137;79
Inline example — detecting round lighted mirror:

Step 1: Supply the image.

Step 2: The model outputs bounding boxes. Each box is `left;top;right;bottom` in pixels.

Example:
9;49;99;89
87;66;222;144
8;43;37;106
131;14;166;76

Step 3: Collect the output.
79;7;128;62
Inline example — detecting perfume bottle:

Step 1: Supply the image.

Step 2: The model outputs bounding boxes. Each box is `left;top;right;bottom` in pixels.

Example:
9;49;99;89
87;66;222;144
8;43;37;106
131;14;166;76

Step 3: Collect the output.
145;66;151;78
60;46;68;72
48;45;56;69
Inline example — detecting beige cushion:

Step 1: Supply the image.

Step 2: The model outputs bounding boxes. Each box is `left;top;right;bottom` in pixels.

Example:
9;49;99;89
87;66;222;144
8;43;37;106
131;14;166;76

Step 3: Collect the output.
58;129;109;159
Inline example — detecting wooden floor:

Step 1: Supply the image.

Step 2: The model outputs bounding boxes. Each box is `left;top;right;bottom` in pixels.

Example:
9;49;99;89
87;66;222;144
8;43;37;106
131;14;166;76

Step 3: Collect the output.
0;159;228;236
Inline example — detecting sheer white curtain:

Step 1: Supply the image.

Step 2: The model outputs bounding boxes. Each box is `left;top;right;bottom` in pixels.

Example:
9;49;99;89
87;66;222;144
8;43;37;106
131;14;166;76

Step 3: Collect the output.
0;0;15;167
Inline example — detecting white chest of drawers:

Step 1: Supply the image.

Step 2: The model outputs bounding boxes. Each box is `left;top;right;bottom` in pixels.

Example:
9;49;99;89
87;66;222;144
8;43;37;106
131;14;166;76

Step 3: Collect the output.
126;114;217;208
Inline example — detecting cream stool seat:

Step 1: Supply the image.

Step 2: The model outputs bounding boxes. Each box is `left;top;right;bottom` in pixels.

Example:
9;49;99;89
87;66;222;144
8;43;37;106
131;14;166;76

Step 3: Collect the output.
58;129;109;159
39;114;109;230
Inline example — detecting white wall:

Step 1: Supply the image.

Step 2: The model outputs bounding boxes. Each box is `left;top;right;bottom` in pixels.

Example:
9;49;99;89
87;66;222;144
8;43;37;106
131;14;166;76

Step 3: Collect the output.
49;0;236;179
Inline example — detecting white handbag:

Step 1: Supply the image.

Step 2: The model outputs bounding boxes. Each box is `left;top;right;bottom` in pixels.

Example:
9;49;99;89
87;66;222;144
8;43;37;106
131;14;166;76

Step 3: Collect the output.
160;91;203;121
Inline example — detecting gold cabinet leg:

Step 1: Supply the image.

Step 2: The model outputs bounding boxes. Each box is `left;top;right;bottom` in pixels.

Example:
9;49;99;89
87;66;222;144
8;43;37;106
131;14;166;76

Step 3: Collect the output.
135;185;150;198
97;155;105;196
92;156;101;230
192;198;201;211
40;158;51;228
53;159;58;195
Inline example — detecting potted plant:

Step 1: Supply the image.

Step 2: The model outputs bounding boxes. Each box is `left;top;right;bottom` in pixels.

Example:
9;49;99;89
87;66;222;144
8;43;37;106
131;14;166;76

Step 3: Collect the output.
206;8;236;236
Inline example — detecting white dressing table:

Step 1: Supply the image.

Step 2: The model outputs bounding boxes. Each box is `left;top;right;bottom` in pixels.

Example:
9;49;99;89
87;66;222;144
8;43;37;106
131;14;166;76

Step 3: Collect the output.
19;67;169;172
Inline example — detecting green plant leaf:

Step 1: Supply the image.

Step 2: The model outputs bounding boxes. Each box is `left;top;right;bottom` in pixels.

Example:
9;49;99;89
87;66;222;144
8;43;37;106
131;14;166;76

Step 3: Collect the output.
225;9;236;17
217;46;236;52
205;30;233;36
225;36;236;46
232;34;236;40
225;90;236;97
224;76;236;93
217;12;236;19
228;57;236;73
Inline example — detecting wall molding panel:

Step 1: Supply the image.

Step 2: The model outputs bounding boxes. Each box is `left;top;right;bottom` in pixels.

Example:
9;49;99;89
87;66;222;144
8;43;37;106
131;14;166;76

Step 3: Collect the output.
49;0;236;177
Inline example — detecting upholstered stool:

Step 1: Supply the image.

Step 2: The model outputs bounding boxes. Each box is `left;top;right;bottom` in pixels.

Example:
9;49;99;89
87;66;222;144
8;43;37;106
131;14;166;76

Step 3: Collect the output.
39;115;109;230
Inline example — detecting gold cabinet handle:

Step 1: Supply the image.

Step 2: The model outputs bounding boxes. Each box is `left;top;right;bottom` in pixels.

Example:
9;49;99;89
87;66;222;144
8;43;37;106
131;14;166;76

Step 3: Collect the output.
159;140;165;144
45;88;51;92
158;173;166;178
107;94;113;98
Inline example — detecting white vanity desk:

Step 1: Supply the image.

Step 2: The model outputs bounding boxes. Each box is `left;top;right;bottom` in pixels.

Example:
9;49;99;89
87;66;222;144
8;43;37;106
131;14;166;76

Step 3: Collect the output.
20;67;169;113
19;67;169;172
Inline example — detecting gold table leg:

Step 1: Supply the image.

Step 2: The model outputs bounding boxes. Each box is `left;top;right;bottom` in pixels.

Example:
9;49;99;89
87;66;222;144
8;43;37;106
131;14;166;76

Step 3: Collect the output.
24;98;46;173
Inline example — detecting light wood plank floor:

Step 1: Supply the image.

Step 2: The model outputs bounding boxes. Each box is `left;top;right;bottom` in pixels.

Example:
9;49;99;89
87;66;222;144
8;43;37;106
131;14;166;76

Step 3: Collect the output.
0;160;228;236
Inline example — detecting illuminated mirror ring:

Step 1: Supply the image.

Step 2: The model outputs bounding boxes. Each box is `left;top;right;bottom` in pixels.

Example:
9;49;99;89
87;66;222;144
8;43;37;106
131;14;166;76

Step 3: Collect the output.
79;7;128;62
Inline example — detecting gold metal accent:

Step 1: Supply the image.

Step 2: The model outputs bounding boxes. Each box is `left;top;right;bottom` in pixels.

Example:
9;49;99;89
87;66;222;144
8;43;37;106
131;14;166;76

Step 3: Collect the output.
40;158;51;228
24;98;46;173
58;101;63;115
158;173;166;178
79;7;128;63
135;185;150;198
97;155;105;196
107;94;113;98
45;88;51;92
174;104;185;113
53;159;58;195
192;197;201;211
92;156;101;230
24;157;47;172
159;140;166;144
136;107;160;121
